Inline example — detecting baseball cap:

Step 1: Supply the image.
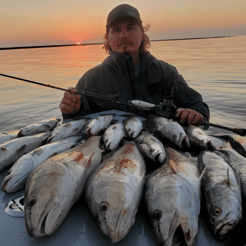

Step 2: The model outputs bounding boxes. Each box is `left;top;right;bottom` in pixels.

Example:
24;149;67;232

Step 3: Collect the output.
106;4;142;27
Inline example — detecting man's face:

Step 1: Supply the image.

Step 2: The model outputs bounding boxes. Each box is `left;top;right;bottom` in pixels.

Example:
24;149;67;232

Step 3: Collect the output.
108;18;144;57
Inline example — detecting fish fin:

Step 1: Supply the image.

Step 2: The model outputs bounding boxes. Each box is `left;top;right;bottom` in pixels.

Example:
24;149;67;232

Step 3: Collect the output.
16;144;27;155
226;167;231;188
169;159;178;174
199;165;208;180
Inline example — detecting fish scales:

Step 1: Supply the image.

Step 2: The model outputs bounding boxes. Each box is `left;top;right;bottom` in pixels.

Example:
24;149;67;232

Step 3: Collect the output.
24;136;103;238
145;147;201;246
103;121;125;150
185;125;215;150
122;114;143;139
198;151;242;238
219;148;246;204
18;118;60;137
135;131;166;163
1;136;83;193
146;115;190;149
85;141;146;243
0;132;51;172
86;115;114;136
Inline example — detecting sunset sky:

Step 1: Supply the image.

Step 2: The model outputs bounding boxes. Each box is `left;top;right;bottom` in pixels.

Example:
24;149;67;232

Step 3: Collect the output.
1;0;246;47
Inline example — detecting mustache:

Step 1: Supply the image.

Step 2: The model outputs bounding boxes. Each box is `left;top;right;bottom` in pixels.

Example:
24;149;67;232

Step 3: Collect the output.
118;40;132;47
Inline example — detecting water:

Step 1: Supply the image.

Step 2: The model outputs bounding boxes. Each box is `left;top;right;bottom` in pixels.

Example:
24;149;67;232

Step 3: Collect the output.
0;36;245;132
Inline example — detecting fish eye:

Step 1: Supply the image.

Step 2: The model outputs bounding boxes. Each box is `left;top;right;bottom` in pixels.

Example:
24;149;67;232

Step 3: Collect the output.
28;197;37;207
213;208;222;216
99;202;109;212
152;209;162;220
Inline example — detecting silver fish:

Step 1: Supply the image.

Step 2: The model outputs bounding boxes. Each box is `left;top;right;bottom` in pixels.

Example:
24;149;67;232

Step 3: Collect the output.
24;136;103;238
211;134;246;158
0;130;19;145
135;131;166;163
145;148;201;246
219;148;246;203
85;141;146;243
1;136;83;193
122;114;143;139
185;125;215;150
86;114;114;136
146;115;190;149
18;118;60;137
198;151;242;238
47;118;88;143
103;121;125;151
0;132;51;172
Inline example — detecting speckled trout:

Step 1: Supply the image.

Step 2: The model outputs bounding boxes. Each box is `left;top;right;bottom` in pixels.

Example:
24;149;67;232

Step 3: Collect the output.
0;132;51;172
185;125;215;150
85;141;146;243
135;131;166;163
86;115;114;136
198;151;242;238
145;148;201;246
1;136;84;193
18;118;60;137
219;148;246;204
146;115;190;149
0;130;19;145
24;136;103;237
47;118;88;143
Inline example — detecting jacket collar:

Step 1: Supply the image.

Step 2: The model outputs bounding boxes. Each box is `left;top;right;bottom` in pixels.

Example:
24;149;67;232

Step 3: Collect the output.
102;50;157;73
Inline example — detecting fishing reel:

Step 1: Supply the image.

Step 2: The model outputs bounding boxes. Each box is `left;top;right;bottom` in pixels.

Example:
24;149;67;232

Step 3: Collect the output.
156;86;178;119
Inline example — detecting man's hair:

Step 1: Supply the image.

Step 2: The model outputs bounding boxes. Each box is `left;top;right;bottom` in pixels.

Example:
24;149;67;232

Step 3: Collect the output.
103;24;151;54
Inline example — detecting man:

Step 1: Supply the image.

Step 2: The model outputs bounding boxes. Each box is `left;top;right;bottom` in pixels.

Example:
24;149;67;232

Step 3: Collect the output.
60;4;209;125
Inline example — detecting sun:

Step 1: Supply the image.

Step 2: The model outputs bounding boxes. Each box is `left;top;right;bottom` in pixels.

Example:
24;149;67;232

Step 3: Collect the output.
77;42;80;45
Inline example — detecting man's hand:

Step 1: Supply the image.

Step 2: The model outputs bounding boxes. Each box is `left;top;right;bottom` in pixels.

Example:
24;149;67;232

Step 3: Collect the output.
60;87;82;115
175;108;204;126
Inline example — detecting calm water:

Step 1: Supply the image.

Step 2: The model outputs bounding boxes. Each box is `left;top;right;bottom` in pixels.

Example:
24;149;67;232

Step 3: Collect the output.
0;36;245;132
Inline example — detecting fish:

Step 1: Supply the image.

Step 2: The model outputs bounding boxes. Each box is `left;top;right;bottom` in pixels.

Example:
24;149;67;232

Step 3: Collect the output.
198;151;242;238
219;148;246;205
103;121;125;151
47;118;88;143
0;132;51;172
185;125;215;150
1;136;84;193
211;134;246;158
24;136;103;238
135;131;166;163
86;114;114;136
146;115;190;149
85;141;146;243
0;130;19;145
145;147;201;246
122;114;143;139
18;118;60;137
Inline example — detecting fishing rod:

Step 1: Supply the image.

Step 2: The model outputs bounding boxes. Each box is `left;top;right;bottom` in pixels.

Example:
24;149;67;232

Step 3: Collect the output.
1;73;245;136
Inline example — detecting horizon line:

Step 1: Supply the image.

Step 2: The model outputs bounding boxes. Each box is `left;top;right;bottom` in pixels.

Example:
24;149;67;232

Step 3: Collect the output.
0;35;234;51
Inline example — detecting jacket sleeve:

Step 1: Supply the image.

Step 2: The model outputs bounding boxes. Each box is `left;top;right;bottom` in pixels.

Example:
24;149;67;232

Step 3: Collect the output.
161;62;210;122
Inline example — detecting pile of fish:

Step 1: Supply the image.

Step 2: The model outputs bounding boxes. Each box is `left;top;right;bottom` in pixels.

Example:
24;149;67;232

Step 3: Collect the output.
0;112;246;245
